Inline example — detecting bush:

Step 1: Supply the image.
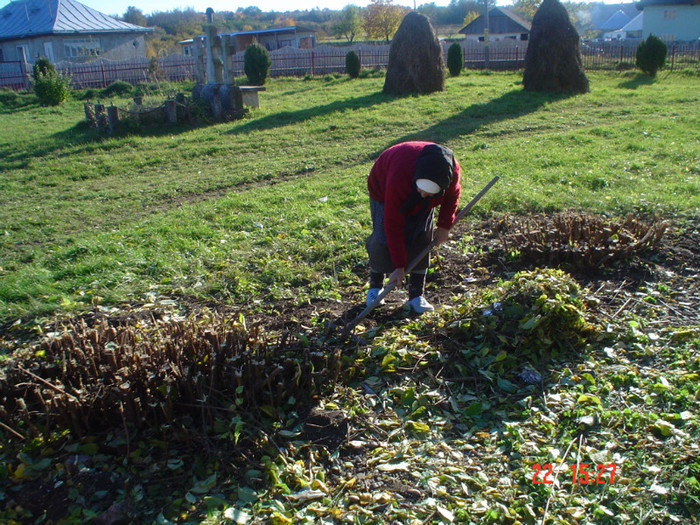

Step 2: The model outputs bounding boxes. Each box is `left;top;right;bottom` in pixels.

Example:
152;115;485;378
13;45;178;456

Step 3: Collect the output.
33;70;71;106
345;50;361;79
244;44;271;86
359;68;385;79
77;88;99;100
101;80;134;98
32;57;54;78
447;42;463;77
636;35;667;77
148;57;163;81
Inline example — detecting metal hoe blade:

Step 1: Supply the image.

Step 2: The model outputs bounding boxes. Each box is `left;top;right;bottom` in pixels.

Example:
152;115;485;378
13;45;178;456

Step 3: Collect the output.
343;175;500;336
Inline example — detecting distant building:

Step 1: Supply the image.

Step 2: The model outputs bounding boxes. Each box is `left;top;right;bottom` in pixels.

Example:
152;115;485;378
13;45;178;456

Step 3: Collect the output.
589;3;639;32
180;26;317;56
607;12;644;39
600;9;633;37
459;7;531;42
0;0;152;64
224;26;316;52
636;0;700;41
178;39;195;57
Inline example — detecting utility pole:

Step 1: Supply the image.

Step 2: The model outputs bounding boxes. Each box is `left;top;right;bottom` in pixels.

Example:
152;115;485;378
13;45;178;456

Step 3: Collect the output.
483;0;490;69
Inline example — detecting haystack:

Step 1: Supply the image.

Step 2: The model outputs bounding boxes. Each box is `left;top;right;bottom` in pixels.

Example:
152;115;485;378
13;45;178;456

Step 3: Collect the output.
523;0;589;94
383;12;445;95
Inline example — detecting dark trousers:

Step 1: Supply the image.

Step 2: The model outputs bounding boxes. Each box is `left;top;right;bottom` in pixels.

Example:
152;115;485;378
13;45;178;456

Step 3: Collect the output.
365;198;433;299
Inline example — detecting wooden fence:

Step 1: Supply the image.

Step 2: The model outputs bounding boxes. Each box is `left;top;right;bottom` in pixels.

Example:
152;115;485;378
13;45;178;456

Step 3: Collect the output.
1;41;698;92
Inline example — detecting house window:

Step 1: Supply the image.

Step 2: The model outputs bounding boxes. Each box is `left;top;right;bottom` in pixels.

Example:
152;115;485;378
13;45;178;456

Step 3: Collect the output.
16;45;29;62
663;9;676;19
63;39;101;59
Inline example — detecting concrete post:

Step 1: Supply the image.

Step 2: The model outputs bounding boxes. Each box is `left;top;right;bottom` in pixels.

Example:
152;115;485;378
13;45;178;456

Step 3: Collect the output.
221;34;232;84
95;104;108;130
205;25;217;84
193;37;205;85
107;105;119;131
211;92;222;119
166;100;177;124
213;35;224;83
84;102;96;126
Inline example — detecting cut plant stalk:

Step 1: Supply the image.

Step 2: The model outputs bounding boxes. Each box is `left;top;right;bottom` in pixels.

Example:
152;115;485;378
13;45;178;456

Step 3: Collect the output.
343;175;499;336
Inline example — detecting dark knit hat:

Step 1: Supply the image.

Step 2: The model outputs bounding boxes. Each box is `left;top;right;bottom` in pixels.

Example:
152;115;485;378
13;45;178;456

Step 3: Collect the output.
413;144;454;195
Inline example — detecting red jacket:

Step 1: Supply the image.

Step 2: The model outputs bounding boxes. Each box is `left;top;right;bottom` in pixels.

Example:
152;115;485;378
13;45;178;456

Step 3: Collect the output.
368;141;461;268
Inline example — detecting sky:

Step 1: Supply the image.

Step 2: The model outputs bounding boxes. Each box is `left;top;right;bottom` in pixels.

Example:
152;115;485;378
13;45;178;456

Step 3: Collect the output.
0;0;629;18
0;0;462;17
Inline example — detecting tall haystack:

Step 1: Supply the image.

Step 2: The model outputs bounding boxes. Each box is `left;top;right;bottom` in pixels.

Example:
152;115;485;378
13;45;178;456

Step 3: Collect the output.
523;0;589;94
383;12;445;95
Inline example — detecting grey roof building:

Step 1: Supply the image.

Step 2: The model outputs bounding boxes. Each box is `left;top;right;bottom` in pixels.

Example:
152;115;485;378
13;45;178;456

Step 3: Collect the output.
597;9;633;31
0;0;152;63
459;7;532;42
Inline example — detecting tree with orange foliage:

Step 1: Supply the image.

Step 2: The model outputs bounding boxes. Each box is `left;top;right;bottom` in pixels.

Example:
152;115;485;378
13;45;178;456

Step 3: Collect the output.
275;16;296;27
363;0;407;43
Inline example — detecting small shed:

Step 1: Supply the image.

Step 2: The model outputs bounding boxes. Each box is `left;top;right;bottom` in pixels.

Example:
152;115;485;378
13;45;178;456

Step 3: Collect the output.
459;7;531;42
220;26;316;53
180;26;317;57
0;0;152;64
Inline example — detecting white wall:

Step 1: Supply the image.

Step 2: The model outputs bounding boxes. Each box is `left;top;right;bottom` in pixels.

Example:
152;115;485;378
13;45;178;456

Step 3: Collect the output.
643;5;700;41
0;33;148;64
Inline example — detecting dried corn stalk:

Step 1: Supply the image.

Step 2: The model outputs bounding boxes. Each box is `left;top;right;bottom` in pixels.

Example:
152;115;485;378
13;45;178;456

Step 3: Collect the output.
498;212;667;268
0;311;341;437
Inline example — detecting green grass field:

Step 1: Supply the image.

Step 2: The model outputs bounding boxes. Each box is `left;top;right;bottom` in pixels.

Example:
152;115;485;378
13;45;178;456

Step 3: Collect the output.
1;69;699;525
1;70;698;328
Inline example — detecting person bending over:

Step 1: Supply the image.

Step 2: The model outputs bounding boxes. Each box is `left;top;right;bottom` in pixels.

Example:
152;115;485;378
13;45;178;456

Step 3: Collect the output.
365;141;461;313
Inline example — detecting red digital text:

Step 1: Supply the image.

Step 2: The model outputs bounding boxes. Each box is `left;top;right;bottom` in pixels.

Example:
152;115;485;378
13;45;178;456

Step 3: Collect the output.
531;463;618;485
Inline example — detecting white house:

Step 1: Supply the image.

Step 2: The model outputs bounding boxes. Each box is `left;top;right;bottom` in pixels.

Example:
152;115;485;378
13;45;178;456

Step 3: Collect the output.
0;0;152;64
636;0;700;41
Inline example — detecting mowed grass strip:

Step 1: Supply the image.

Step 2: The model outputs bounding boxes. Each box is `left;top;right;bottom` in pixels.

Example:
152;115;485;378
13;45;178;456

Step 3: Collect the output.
0;71;698;324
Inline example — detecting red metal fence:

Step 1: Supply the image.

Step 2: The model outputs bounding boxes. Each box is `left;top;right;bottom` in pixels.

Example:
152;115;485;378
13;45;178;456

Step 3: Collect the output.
580;41;700;71
1;41;698;92
56;55;197;89
0;60;28;90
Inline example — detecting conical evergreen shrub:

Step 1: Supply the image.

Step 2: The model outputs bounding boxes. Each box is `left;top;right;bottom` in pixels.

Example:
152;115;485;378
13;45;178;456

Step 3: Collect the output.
636;35;667;77
244;43;271;86
345;50;361;78
447;42;463;77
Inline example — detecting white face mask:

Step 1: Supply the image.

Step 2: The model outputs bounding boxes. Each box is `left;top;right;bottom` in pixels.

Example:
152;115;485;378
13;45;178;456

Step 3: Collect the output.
415;178;441;195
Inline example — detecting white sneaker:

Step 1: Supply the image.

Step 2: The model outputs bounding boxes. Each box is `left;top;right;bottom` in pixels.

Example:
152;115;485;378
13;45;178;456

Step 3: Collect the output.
366;288;385;307
405;296;434;313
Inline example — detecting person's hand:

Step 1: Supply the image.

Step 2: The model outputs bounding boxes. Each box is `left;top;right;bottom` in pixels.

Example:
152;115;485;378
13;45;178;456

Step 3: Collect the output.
433;227;450;246
387;267;405;287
